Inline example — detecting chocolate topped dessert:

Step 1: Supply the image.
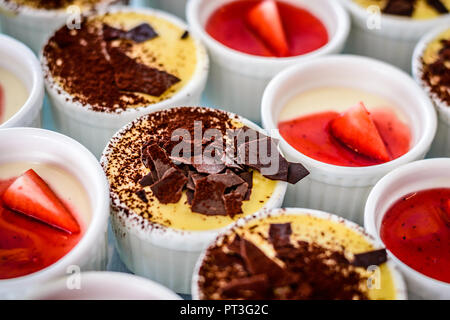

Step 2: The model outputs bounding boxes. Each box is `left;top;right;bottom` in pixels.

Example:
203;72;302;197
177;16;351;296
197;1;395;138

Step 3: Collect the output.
101;107;309;231
354;0;450;19
195;211;400;300
42;11;199;113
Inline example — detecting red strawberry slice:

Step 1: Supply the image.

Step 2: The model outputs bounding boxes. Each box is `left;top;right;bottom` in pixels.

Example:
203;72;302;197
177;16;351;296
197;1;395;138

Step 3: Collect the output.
2;169;80;234
330;102;390;162
246;0;289;57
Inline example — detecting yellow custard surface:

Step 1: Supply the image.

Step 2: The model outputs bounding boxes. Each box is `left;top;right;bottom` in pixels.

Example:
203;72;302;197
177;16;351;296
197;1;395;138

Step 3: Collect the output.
422;29;450;64
234;214;398;300
354;0;450;19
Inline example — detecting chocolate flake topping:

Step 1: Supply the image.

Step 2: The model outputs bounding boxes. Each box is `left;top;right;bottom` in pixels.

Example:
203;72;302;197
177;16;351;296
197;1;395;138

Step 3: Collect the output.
103;23;158;43
108;48;181;97
198;223;386;300
181;30;190;40
426;0;449;13
422;37;450;105
135;126;309;217
351;249;388;268
381;0;448;16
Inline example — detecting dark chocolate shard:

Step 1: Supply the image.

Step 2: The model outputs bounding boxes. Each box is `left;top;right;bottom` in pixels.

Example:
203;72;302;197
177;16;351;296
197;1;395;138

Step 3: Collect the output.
240;238;286;283
219;274;269;299
186;189;194;206
427;0;449;13
351;249;388;268
287;162;310;184
103;23;158;43
233;182;249;200
239;171;253;200
108;48;180;97
227;234;242;255
54;26;80;48
135;189;148;203
143;143;174;179
181;30;189;40
139;172;156;187
169;155;193;165
150;167;187;204
208;170;245;188
383;0;415;16
191;177;227;215
269;223;292;248
223;192;244;217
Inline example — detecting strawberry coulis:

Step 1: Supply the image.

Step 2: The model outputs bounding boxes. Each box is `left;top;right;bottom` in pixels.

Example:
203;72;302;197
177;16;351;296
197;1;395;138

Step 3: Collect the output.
0;178;83;279
278;108;411;167
205;0;329;57
381;189;450;283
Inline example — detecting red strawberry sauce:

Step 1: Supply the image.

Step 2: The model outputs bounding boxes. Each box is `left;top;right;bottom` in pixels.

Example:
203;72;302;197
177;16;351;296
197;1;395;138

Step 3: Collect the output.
278;108;411;167
0;178;83;279
205;0;329;57
381;189;450;283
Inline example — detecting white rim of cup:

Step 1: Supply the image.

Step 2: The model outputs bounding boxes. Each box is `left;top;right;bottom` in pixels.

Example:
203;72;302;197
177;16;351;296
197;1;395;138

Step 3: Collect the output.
186;0;350;67
341;0;450;30
26;271;182;300
261;54;437;179
364;158;450;289
0;128;110;289
100;106;288;252
191;207;408;300
0;34;44;128
40;6;209;118
412;23;450;118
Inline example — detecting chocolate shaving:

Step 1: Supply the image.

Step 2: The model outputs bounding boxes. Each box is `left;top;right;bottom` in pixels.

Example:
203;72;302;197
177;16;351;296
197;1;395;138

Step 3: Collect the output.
150;167;187;204
139;172;155;187
181;30;189;40
383;0;415;16
135;189;148;203
426;0;449;13
220;274;269;299
108;47;180;97
269;223;292;248
239;171;253;200
103;23;158;43
191;177;227;216
351;249;388;268
223;192;244;217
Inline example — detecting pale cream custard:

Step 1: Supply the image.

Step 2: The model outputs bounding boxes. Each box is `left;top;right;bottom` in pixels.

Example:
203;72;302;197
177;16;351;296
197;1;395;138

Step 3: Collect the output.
354;0;450;19
43;11;199;113
0;67;28;125
102;107;309;232
197;212;399;300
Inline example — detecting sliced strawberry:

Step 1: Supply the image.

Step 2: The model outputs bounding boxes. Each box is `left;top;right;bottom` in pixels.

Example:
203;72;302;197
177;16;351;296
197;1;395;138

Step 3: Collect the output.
330;102;390;162
246;0;289;57
2;169;80;234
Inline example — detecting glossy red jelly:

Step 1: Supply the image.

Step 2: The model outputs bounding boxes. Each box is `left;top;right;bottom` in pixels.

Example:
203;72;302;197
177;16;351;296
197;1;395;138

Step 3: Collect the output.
0;178;83;279
381;188;450;283
205;0;329;57
278;108;411;167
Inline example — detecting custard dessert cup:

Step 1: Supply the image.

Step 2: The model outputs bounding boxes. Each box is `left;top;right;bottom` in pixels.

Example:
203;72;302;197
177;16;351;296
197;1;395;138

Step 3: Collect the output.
187;0;349;123
340;0;450;72
42;6;209;158
100;106;312;294
0;34;43;129
0;128;109;299
412;25;450;157
262;55;436;224
192;208;407;300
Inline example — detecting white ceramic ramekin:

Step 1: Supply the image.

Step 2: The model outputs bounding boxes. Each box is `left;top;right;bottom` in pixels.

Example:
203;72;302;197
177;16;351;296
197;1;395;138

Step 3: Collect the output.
42;6;209;159
365;158;450;299
340;0;450;72
192;207;407;300
0;128;110;299
144;0;187;19
100;107;288;294
187;0;350;123
0;0;121;53
26;271;181;300
412;24;450;158
262;55;437;224
0;34;43;129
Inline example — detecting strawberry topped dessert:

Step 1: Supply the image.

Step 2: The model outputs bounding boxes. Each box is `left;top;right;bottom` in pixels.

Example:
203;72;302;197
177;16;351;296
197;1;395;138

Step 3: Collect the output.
278;87;411;167
205;0;329;57
0;163;88;279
